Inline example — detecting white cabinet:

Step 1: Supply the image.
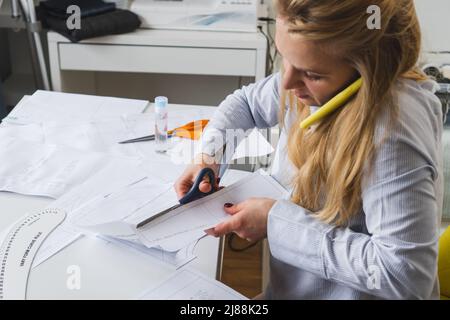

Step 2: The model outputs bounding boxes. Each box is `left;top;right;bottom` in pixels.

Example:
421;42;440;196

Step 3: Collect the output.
48;29;267;92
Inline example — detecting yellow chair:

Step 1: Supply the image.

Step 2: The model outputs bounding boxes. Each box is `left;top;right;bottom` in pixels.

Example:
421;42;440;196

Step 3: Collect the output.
439;226;450;299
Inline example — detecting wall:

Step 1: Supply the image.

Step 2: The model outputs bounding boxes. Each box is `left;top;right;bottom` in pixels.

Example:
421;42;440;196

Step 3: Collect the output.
415;0;450;52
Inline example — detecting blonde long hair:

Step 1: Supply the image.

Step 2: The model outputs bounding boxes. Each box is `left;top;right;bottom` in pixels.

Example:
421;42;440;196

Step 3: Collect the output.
275;0;428;226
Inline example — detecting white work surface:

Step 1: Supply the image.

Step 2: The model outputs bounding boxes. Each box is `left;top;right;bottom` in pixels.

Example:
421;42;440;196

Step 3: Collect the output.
0;103;227;300
47;29;267;92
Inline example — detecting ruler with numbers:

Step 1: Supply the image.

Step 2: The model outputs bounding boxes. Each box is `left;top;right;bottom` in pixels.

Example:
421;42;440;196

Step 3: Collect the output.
0;208;66;300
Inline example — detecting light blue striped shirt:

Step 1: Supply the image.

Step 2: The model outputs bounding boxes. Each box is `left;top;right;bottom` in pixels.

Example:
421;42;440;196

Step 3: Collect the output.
200;73;443;300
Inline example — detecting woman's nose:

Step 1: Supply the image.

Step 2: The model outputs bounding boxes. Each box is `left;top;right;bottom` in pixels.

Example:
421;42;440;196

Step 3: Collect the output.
282;65;304;90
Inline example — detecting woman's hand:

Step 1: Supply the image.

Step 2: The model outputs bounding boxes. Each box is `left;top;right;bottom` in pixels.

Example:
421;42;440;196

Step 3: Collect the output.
174;153;220;199
206;198;276;242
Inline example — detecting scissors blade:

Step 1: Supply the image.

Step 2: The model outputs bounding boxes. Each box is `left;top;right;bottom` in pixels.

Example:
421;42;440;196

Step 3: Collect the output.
136;203;182;228
118;135;156;144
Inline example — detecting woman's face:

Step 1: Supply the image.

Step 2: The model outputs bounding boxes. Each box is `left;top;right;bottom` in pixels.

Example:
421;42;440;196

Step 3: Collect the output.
275;17;357;106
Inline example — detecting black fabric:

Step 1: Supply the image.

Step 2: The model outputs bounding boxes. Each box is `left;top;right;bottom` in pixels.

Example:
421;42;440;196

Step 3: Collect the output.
38;8;141;43
40;0;116;19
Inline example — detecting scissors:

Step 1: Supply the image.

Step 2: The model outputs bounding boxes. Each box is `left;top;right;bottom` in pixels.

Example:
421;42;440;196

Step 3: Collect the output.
118;119;209;144
137;167;217;228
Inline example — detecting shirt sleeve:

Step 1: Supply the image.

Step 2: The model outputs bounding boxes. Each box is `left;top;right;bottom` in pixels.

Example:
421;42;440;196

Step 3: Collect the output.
267;90;442;299
197;73;282;158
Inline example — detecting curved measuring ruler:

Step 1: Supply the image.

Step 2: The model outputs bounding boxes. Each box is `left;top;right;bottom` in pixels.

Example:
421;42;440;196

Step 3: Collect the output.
0;208;66;300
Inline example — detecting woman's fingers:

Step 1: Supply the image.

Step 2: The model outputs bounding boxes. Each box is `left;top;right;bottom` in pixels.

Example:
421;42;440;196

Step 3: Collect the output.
205;203;242;236
198;172;224;193
206;198;271;241
223;202;241;215
211;217;240;237
174;165;216;199
175;181;191;198
198;180;213;193
174;171;195;199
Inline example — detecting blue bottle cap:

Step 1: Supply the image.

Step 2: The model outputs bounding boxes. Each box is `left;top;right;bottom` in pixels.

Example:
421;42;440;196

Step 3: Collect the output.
155;96;168;109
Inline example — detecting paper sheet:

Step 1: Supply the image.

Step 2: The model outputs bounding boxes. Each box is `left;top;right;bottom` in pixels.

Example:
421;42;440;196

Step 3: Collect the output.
0;114;154;158
1;105;216;157
72;170;287;251
71;178;172;227
2;113;273;164
98;235;200;269
30;155;203;266
70;177;206;252
3;91;148;125
138;160;186;184
0;137;115;198
138;268;248;300
136;170;288;248
32;158;147;267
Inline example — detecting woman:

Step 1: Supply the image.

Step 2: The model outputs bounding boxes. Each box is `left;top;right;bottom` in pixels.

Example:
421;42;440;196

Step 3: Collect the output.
175;0;443;299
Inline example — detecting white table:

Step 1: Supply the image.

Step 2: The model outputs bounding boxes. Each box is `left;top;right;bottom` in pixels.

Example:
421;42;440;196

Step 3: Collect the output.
47;29;268;92
0;102;226;299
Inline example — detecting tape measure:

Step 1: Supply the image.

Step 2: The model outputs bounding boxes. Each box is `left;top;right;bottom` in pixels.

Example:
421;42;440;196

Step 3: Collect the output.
0;208;66;300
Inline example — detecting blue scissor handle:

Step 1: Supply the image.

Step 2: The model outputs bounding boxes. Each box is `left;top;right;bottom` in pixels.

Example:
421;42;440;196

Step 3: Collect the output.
179;167;217;205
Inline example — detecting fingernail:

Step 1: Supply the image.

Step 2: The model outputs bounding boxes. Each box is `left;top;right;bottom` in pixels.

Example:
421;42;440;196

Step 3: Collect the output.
224;203;233;208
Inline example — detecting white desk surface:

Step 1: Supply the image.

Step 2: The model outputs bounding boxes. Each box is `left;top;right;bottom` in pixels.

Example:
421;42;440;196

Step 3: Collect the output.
0;102;224;300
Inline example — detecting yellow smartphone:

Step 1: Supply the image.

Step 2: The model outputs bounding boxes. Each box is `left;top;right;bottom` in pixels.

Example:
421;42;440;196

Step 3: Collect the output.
300;77;362;129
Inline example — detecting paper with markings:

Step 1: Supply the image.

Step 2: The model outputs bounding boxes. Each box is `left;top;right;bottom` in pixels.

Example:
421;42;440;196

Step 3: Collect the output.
0;137;114;198
75;170;288;251
138;268;248;300
1;114;273;162
3;91;148;125
70;178;197;252
70;178;171;227
32;158;146;267
1;107;217;160
32;158;201;266
98;235;200;269
136;170;288;248
0;114;154;158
